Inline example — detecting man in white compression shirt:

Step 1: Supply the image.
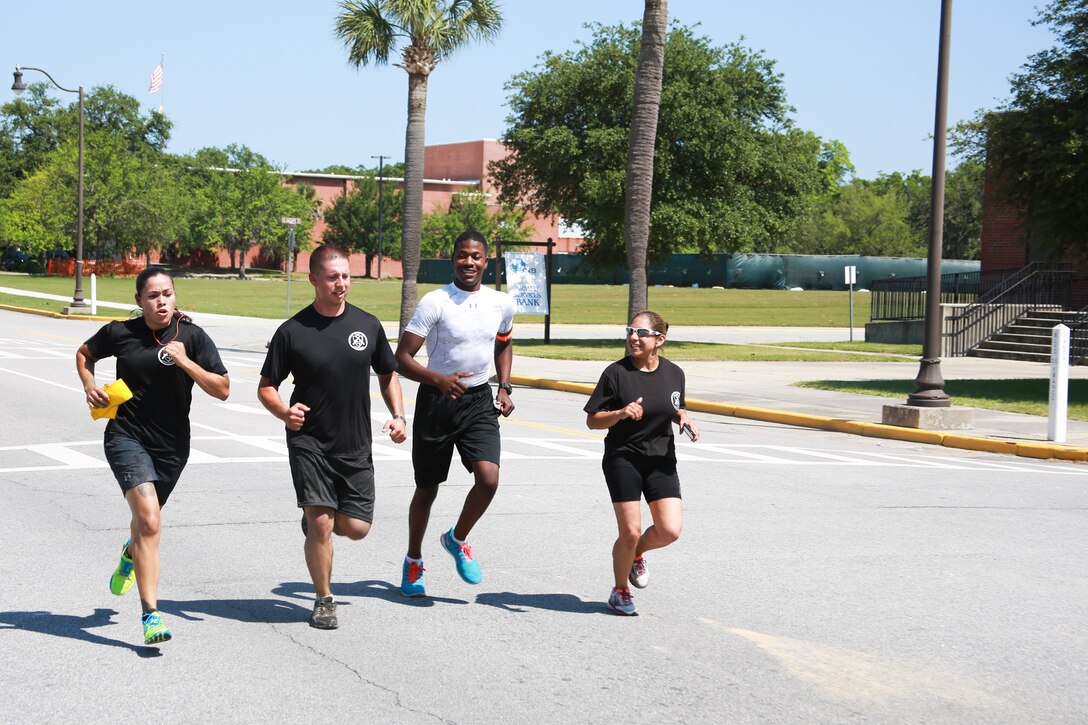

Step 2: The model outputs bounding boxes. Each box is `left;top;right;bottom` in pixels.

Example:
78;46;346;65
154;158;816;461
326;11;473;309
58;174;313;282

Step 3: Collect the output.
394;231;515;597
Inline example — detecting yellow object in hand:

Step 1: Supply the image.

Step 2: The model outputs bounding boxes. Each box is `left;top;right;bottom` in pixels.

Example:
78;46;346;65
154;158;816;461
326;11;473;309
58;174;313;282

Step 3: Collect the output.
90;379;133;420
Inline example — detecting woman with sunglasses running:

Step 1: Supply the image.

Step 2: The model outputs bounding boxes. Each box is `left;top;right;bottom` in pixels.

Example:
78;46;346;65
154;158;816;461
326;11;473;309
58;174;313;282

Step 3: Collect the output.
584;311;699;616
76;266;229;645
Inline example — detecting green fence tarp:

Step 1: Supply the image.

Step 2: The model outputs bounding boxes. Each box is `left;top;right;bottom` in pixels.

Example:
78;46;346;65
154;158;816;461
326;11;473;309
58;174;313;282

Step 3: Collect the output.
417;254;980;289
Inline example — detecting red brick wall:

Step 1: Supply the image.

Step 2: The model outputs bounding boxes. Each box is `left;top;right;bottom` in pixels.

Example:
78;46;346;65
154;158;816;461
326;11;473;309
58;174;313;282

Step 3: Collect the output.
981;161;1088;306
980;164;1028;273
181;140;585;279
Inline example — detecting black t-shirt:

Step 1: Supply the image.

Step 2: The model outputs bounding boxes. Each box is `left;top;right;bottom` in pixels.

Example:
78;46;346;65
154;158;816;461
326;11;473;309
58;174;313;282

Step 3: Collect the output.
584;356;687;460
85;316;227;456
261;303;397;457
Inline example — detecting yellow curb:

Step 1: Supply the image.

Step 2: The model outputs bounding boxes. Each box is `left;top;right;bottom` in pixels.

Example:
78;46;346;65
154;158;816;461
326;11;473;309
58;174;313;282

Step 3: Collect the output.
1015;442;1088;461
509;375;595;396
826;419;867;435
1051;447;1088;462
0;302;126;321
508;375;1085;462
729;405;835;429
941;434;1020;456
684;400;737;417
860;423;946;445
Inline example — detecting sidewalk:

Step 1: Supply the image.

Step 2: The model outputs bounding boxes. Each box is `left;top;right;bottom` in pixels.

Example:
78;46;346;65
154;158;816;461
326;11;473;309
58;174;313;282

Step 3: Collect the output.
3;299;1086;461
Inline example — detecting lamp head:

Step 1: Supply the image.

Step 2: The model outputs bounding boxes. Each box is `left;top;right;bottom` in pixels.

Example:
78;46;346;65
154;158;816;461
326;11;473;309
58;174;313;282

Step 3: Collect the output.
11;68;26;96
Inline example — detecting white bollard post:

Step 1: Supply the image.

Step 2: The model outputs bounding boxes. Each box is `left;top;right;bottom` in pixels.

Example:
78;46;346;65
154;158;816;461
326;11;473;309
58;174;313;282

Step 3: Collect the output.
90;273;97;316
1048;324;1070;443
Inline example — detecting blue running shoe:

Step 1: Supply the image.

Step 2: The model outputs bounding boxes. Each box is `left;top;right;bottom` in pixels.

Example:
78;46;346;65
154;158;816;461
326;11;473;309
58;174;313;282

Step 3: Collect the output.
608;587;638;616
440;527;482;584
141;610;172;644
109;539;135;596
401;559;426;597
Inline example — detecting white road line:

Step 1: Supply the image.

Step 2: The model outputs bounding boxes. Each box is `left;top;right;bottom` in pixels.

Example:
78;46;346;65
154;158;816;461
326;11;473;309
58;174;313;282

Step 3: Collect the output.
0;366;82;393
217;403;269;415
371;443;411;459
25;444;107;468
507;438;601;458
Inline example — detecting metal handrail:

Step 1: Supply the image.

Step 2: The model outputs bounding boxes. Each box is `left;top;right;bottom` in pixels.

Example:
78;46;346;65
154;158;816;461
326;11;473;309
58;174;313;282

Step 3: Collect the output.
1068;304;1088;365
869;265;1036;322
945;267;1073;356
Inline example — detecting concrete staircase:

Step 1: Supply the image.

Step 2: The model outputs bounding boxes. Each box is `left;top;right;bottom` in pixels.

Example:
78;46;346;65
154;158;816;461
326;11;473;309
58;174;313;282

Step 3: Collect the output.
967;309;1080;363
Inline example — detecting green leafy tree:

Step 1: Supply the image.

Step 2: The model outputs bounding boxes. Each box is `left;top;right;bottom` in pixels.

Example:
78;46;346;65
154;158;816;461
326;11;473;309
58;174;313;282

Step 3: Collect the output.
962;0;1088;259
491;22;822;272
623;0;668;318
322;176;404;276
305;161;406;178
815;139;855;195
335;0;504;332
943;160;984;260
420;191;532;257
0;84;177;259
0;84;67;199
189;144;309;279
0;165;70;256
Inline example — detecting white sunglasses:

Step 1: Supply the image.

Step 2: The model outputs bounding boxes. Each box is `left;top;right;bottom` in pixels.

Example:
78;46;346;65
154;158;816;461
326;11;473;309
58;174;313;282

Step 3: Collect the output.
625;326;663;338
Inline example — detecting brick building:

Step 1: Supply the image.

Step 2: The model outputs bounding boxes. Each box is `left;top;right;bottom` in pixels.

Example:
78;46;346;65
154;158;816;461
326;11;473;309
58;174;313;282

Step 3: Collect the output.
219;139;584;277
980;163;1088;307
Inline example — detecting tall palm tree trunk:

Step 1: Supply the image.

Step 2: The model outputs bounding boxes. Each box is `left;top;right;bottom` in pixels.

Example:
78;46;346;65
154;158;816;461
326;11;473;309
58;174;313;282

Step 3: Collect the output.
399;71;428;333
623;0;667;319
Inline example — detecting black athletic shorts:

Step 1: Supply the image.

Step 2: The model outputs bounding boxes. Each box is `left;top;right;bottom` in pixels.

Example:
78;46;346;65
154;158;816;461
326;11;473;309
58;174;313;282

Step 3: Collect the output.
103;432;188;506
602;453;682;504
288;446;375;523
412;383;501;488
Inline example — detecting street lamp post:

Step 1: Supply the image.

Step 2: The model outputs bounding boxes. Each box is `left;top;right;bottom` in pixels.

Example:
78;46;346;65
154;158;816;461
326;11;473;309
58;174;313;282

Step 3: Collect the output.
371;154;388;281
12;66;87;312
906;0;952;407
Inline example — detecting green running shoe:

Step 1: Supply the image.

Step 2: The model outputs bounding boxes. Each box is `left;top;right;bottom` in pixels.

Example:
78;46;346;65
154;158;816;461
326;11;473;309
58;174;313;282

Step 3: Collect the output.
141;611;172;645
109;540;135;596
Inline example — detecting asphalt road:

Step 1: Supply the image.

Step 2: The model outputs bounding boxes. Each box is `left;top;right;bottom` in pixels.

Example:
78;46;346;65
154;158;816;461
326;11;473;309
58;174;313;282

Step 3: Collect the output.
1;310;1086;723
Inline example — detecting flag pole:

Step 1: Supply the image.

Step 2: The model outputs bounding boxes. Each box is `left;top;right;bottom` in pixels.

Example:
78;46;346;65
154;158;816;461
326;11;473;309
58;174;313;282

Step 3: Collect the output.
158;52;165;113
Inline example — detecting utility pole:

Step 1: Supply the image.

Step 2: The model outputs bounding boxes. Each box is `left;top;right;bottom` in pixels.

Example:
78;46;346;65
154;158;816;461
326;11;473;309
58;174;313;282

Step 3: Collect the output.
371;155;388;280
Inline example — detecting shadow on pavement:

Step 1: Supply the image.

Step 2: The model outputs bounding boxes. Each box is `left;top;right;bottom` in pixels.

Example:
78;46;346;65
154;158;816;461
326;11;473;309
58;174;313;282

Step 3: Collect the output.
0;608;162;657
475;591;606;614
157;597;310;624
271;580;469;608
343;579;469;607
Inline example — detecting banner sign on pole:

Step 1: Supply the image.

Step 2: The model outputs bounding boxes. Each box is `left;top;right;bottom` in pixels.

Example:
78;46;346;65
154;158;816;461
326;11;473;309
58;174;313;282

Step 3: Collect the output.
504;252;549;314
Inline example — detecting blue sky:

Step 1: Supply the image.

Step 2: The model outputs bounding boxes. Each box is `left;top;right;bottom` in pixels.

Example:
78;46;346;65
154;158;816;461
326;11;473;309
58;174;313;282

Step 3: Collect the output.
7;1;1052;180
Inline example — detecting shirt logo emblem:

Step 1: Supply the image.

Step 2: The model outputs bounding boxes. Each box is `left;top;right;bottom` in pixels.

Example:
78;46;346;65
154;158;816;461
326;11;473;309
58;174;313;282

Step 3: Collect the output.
348;331;368;351
671;392;681;411
157;348;176;366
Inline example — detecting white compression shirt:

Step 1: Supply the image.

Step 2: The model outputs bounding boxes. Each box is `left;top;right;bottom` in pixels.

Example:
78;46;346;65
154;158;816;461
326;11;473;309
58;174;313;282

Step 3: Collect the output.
404;283;515;389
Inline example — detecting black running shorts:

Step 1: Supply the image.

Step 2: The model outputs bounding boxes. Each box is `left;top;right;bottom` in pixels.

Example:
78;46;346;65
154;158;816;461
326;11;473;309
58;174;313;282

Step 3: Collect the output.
412;383;501;487
288;446;376;523
103;432;188;506
602;453;682;504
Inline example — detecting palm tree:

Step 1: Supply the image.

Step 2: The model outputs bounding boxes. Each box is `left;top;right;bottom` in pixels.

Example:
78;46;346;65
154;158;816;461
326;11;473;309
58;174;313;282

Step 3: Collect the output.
623;0;668;319
335;0;503;332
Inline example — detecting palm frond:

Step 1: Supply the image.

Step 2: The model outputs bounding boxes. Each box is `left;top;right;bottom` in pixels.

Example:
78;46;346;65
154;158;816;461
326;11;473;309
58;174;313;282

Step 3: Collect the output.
335;0;401;67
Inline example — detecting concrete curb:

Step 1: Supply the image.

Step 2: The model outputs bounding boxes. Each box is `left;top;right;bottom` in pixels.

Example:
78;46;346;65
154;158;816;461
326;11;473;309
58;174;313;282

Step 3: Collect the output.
0;302;127;322
509;374;1088;463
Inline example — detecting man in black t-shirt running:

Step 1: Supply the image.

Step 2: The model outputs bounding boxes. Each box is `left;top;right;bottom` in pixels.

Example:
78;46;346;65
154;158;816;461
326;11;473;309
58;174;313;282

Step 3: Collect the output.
259;245;407;630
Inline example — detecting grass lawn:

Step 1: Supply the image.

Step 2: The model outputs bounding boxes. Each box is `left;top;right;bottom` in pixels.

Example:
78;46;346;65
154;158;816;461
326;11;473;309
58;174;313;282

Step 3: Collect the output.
796;379;1088;421
0;273;871;326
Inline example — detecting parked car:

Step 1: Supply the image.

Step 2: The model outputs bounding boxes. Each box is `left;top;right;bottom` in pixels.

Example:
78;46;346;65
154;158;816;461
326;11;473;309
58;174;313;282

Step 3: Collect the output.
1;247;29;271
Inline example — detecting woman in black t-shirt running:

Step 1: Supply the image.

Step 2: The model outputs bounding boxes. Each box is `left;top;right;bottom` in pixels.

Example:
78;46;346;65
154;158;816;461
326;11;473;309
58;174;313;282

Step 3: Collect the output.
76;267;229;645
584;311;699;616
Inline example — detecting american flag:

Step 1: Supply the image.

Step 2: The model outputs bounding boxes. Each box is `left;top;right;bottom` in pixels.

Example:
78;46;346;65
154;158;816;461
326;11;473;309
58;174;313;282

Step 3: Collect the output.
148;63;163;94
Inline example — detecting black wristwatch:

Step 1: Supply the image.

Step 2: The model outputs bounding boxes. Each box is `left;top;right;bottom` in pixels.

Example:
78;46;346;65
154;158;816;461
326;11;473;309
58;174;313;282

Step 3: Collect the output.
497;382;513;395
